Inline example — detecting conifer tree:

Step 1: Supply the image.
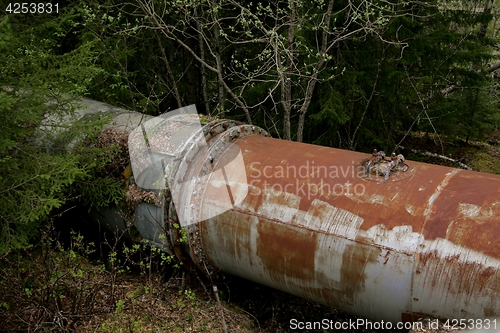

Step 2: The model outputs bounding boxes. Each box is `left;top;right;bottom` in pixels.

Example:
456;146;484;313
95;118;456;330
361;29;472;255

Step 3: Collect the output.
0;7;105;254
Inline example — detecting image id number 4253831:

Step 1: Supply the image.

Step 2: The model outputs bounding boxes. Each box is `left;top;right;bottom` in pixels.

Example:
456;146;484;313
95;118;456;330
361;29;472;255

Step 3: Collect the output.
5;3;59;14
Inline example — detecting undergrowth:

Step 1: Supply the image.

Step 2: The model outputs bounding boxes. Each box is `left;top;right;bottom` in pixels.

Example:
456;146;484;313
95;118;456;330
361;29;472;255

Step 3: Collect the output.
0;226;255;332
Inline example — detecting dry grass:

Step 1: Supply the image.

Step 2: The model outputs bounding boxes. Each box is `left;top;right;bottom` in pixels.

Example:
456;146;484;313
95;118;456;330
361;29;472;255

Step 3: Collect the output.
0;233;417;333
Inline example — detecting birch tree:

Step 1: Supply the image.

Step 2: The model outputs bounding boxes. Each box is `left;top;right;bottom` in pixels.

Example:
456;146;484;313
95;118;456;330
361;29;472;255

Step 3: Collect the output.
207;0;405;141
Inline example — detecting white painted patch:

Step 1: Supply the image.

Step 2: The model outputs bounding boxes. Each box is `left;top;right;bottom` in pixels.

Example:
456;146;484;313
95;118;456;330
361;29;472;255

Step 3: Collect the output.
298;199;364;240
370;194;386;204
256;188;301;223
362;224;424;254
456;202;499;224
412;237;500;319
458;203;481;218
344;191;390;206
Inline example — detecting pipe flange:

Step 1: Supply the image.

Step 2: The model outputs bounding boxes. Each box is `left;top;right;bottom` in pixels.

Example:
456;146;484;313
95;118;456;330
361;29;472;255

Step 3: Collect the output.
158;117;269;277
184;123;268;277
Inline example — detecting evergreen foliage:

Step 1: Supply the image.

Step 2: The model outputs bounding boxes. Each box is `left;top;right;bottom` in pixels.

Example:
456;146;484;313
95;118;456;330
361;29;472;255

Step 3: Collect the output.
306;0;500;150
0;6;120;254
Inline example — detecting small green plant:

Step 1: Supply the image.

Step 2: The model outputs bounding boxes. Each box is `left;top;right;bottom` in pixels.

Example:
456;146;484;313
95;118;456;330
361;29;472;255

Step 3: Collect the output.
177;297;186;308
115;299;125;313
173;223;188;243
176;288;197;308
184;289;196;301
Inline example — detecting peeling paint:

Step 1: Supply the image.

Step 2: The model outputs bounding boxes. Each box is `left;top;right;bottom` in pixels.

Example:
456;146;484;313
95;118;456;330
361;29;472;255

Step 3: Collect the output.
459;203;481;218
423;169;460;217
369;194;386;204
405;204;416;216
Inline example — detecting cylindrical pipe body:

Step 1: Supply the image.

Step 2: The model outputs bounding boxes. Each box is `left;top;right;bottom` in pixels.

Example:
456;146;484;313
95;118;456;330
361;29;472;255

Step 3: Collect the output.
183;134;500;323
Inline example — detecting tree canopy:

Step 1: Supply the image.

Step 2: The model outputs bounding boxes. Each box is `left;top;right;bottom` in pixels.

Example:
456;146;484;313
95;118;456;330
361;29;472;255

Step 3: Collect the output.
71;0;500;149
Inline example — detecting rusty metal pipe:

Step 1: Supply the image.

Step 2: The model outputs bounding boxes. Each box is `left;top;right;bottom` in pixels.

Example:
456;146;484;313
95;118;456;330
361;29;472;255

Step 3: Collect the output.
81;99;500;324
180;134;500;323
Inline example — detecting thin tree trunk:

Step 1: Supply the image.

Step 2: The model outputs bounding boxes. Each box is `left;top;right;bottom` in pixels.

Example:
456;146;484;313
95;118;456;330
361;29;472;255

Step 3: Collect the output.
154;31;182;108
296;0;334;142
349;53;383;150
195;7;210;116
211;0;225;118
281;0;296;140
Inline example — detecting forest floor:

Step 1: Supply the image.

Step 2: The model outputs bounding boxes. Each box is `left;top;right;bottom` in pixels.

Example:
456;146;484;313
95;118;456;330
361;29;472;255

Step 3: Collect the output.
398;132;500;174
0;248;456;333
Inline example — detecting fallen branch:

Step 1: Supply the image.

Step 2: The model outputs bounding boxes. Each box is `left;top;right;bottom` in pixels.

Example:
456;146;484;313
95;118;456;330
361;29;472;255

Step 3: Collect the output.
397;146;472;170
213;285;228;333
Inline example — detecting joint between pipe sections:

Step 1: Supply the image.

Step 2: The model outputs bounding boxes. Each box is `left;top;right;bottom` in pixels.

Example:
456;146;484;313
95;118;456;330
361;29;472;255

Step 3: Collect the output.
151;118;268;276
174;121;268;277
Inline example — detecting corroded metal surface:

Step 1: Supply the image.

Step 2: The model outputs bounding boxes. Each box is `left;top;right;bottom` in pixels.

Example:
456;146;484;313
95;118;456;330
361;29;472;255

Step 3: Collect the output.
189;135;500;323
83;96;500;325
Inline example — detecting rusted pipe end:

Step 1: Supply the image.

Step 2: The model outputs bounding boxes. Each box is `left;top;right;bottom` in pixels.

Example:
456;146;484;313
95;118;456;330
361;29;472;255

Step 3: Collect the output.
126;110;269;276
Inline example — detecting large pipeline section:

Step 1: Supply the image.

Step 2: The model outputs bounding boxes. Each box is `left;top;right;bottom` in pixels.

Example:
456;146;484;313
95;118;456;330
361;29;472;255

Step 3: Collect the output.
78;98;500;324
